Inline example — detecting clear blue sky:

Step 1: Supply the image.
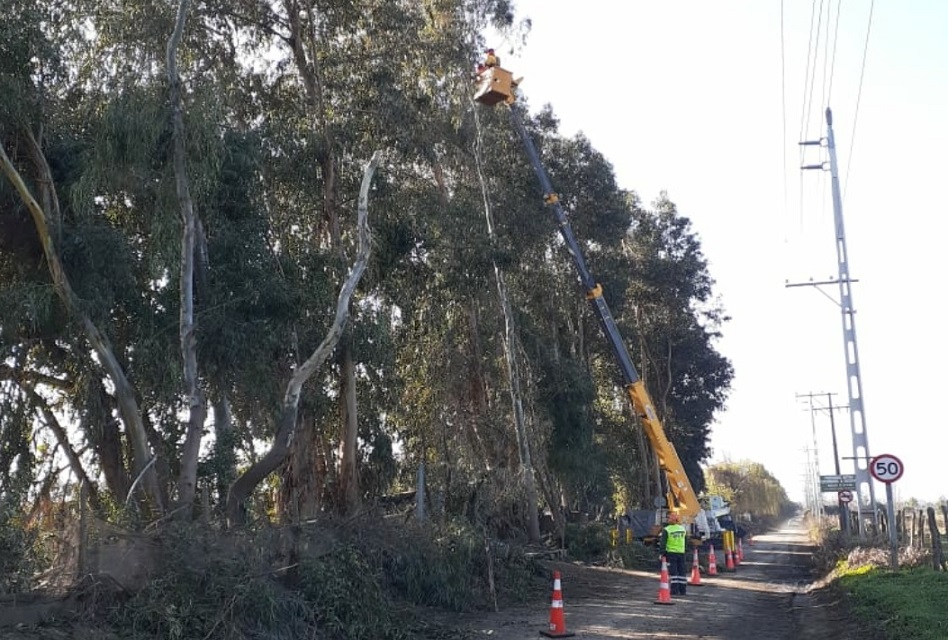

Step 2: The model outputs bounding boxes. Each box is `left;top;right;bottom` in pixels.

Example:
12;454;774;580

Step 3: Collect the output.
495;1;948;504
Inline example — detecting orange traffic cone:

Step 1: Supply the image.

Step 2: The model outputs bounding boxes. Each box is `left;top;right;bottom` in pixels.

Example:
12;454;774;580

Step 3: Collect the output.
655;556;675;605
725;548;736;571
540;571;575;638
737;538;745;562
688;548;703;586
707;544;718;576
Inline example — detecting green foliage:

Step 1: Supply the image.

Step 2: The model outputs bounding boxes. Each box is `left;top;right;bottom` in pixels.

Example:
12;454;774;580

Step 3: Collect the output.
840;567;948;640
705;459;794;519
0;497;43;594
100;520;536;639
298;546;408;640
608;541;658;570
110;526;310;640
376;522;539;611
0;0;733;553
563;522;613;562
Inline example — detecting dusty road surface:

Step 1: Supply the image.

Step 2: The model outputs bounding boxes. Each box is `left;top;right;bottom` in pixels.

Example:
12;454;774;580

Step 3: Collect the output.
452;516;867;639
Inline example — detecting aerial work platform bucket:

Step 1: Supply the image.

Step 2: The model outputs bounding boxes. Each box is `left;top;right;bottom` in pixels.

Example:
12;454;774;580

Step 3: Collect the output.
474;67;517;105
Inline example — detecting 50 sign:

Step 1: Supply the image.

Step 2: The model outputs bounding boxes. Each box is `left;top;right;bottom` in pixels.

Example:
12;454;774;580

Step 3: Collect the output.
870;454;904;483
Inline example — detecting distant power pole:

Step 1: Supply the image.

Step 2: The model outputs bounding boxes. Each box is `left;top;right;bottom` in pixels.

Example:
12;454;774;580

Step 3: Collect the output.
789;107;879;538
796;392;824;518
800;391;851;534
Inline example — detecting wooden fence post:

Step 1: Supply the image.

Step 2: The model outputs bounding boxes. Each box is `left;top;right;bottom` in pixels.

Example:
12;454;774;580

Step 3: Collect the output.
926;506;946;571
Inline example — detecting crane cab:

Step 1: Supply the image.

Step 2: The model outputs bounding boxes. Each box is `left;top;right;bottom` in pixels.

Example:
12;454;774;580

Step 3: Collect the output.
474;66;517;106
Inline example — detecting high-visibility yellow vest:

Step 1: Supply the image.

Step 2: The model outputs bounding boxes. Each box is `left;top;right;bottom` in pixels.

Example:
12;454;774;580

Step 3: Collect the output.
663;524;687;554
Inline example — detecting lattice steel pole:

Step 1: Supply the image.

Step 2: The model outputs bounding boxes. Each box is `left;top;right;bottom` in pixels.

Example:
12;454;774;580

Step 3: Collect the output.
793;107;879;537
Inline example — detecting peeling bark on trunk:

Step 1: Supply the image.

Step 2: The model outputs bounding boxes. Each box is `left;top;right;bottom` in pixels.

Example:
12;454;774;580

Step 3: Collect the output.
338;346;360;513
278;410;324;522
168;0;207;518
0;142;164;514
283;0;364;517
226;151;381;526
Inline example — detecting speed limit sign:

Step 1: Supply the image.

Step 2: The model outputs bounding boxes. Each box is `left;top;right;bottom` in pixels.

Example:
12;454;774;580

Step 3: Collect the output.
870;454;904;483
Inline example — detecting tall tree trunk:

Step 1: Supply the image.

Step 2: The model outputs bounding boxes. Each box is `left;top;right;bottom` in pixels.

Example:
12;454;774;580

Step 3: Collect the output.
471;112;541;543
466;303;493;472
278;410;324;521
282;0;363;517
226;151;380;525
0;142;164;514
167;0;207;518
212;393;236;507
338;345;361;513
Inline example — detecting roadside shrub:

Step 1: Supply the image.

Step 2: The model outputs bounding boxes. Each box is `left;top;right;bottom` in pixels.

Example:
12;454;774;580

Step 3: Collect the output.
0;498;44;593
563;522;612;561
99;518;537;639
356;519;541;611
298;545;408;640
108;525;314;640
607;541;655;570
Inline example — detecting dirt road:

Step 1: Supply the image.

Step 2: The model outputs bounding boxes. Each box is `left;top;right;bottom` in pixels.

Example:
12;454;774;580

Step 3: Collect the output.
453;516;865;639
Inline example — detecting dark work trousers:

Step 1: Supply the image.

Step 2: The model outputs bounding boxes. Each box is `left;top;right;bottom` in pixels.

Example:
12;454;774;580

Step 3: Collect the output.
666;552;687;595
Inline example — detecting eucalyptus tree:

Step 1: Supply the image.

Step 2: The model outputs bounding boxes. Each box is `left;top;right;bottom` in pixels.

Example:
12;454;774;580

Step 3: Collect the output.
615;194;733;500
0;0;168;511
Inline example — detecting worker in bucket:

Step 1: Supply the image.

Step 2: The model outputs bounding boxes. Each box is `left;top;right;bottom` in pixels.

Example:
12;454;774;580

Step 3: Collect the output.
659;512;688;595
484;48;500;68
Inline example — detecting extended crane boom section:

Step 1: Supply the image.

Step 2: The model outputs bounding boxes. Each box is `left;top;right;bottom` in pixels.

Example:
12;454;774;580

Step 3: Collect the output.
507;105;702;522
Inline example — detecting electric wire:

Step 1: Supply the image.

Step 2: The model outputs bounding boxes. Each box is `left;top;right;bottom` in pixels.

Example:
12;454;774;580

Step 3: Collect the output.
798;0;823;232
820;0;841;115
825;0;842;107
802;0;825;150
843;0;875;202
798;0;820;156
780;0;788;224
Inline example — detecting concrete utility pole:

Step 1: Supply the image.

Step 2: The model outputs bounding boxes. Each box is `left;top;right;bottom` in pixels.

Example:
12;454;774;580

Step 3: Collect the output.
799;392;851;534
789;107;879;538
796;392;824;519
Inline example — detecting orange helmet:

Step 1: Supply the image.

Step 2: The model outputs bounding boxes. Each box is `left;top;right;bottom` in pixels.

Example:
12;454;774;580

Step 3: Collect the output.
667;512;680;523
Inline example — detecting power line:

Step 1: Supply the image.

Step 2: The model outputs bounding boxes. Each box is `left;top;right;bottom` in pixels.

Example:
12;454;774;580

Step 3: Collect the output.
781;0;788;224
798;0;820;156
825;0;842;106
843;0;875;202
798;0;824;232
802;0;826;148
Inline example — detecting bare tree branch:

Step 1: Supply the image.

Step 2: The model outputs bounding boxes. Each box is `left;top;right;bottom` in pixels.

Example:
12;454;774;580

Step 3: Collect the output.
0;142;164;513
226;150;383;525
167;0;207;518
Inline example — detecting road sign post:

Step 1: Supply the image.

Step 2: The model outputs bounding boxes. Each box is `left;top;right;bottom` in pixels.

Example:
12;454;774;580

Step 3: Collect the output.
870;454;904;570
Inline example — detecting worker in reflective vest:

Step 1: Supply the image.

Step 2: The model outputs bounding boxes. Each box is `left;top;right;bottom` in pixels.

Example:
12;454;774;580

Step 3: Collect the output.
660;512;688;595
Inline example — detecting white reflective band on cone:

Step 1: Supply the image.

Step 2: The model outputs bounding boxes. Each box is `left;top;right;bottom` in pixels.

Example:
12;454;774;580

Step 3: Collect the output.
553;579;561;589
551;600;563;608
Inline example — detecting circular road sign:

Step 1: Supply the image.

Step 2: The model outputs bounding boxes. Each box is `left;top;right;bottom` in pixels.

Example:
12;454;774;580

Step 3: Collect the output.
870;454;904;483
838;490;853;503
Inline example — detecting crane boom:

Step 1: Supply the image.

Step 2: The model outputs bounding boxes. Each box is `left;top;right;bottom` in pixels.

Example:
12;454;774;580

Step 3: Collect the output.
475;67;702;524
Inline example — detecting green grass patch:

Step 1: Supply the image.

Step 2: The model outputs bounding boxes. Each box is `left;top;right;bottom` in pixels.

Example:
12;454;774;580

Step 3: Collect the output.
840;566;948;640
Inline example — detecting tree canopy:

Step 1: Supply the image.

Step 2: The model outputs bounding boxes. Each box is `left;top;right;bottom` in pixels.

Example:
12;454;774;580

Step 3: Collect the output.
0;0;732;539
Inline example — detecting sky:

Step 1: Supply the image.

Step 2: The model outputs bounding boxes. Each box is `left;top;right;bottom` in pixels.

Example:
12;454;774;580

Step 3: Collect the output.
491;1;948;505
